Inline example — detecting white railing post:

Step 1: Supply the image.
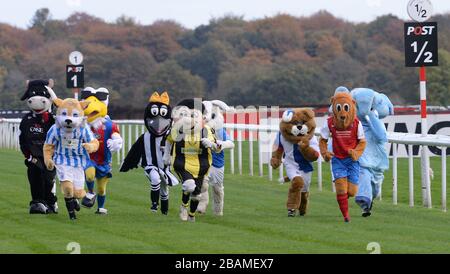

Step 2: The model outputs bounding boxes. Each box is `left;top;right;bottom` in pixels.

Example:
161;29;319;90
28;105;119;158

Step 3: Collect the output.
127;124;132;154
120;124;125;164
408;144;414;207
249;130;253;176
258;129;263;177
268;139;273;181
135;124;139;142
442;147;447;212
237;129;242;175
317;156;323;191
393;142;398;205
229;128;235;174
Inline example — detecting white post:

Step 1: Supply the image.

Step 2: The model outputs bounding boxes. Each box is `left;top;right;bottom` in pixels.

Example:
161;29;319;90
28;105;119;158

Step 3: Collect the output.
317;156;323;191
408;144;414;207
258;129;263;176
419;67;432;208
127;124;132;157
393;142;398;205
135;124;139;141
120;124;125;164
249;130;253;176
117;132;121;165
237;129;242;175
229;128;235;174
442;146;447;212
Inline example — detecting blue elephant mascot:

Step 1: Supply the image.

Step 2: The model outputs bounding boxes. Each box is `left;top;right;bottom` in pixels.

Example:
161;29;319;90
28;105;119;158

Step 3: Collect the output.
351;88;394;217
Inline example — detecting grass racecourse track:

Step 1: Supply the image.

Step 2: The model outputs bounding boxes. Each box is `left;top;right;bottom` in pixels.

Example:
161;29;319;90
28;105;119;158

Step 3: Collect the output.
1;147;450;254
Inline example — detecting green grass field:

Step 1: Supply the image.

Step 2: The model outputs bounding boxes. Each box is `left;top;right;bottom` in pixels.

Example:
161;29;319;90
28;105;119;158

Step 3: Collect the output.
1;147;449;254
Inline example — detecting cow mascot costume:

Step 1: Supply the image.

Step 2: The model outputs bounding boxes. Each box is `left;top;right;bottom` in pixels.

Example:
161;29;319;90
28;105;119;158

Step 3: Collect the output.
319;92;366;222
164;98;221;222
120;91;178;215
19;79;58;214
80;87;123;215
351;88;393;217
197;100;235;216
271;108;320;217
43;89;99;220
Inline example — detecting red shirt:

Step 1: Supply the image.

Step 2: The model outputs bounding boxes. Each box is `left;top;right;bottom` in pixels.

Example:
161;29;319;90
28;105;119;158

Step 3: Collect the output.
327;117;361;159
89;121;120;165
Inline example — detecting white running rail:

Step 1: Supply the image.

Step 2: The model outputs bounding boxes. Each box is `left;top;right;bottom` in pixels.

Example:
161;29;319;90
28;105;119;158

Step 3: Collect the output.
1;118;449;211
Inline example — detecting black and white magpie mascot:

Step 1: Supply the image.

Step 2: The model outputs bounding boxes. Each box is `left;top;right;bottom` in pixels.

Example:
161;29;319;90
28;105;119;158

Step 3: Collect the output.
19;79;58;214
120;92;178;215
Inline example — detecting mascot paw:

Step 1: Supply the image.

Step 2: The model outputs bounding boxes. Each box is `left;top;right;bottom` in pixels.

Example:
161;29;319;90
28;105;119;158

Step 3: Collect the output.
298;139;310;149
270;157;281;169
201;138;216;149
348;149;359;161
323;151;334;162
107;138;123;152
82;143;96;154
45;159;55;170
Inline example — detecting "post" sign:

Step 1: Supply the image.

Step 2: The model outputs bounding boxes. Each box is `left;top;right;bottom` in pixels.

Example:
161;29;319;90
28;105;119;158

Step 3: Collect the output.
404;22;438;67
66;65;85;88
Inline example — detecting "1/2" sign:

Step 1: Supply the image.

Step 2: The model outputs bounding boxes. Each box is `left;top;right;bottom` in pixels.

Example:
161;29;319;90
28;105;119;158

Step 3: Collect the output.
404;22;438;67
66;65;85;88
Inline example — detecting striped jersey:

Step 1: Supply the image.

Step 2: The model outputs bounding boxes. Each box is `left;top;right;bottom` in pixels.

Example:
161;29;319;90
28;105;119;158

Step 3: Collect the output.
167;126;215;179
142;131;165;169
45;125;95;168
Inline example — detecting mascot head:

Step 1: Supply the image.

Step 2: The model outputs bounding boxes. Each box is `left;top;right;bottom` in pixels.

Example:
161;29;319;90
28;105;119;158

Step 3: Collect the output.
202;100;230;132
280;108;316;144
328;86;350;114
21;79;55;114
351;88;394;120
81;87;109;126
172;98;204;134
52;98;90;131
145;91;172;136
331;92;356;130
373;93;394;119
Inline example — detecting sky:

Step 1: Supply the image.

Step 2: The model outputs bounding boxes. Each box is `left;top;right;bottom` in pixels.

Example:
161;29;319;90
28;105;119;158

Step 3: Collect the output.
1;0;450;29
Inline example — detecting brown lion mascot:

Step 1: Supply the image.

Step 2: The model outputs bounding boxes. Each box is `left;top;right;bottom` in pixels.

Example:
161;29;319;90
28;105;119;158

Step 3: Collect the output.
319;92;366;222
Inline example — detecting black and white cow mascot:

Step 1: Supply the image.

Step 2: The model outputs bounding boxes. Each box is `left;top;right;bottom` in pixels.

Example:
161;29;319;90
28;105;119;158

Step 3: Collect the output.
19;79;58;214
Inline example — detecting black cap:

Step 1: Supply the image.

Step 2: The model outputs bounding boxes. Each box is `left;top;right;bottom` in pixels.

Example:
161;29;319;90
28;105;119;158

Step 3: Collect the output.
21;79;51;101
176;98;205;113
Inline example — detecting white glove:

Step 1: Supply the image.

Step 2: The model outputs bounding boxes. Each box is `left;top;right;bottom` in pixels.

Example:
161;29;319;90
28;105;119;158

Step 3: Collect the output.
107;136;123;152
201;138;218;150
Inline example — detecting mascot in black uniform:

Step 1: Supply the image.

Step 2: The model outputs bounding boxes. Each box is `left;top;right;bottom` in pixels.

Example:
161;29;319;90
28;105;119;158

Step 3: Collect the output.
19;79;58;214
120;91;178;215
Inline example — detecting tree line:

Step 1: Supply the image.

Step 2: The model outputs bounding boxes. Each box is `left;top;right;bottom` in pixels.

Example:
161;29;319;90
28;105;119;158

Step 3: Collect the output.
1;8;449;118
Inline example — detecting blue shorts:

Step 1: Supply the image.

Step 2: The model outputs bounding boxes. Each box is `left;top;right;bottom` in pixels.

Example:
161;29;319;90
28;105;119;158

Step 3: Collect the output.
331;157;360;184
85;160;112;179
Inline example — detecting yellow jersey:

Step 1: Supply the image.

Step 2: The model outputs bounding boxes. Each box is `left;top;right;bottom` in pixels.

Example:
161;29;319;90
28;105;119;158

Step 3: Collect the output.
167;126;216;179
